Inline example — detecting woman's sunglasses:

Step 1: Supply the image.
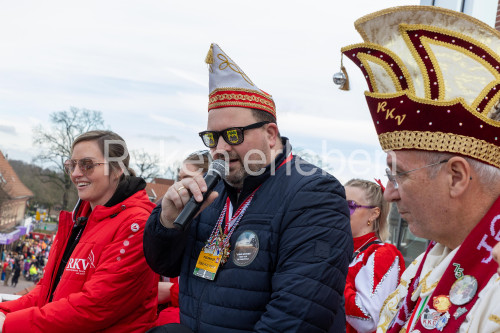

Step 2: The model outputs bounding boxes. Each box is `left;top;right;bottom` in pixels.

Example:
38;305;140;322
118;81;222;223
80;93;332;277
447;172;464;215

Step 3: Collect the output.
347;200;375;216
64;158;106;176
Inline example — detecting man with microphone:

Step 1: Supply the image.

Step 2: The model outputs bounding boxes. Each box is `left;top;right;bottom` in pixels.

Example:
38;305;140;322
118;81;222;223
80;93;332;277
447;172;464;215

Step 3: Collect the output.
144;43;352;333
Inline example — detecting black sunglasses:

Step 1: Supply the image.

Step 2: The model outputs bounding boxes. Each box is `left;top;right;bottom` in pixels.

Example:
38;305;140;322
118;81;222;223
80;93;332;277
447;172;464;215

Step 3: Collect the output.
199;121;270;148
64;158;106;176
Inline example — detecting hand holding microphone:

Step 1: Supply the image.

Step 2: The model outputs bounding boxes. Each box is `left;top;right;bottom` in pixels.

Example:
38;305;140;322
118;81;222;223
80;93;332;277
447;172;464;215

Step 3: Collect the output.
160;160;227;231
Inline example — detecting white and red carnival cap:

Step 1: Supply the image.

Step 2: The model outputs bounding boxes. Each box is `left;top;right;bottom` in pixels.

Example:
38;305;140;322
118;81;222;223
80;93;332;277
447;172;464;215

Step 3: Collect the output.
206;43;276;118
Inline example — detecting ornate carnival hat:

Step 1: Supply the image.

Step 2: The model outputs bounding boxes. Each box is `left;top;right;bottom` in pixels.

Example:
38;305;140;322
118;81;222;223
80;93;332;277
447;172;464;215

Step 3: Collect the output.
340;6;500;168
205;43;276;118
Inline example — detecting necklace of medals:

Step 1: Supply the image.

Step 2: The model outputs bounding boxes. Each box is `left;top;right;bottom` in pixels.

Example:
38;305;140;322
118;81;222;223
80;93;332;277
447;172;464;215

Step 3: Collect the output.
205;153;294;265
205;188;258;265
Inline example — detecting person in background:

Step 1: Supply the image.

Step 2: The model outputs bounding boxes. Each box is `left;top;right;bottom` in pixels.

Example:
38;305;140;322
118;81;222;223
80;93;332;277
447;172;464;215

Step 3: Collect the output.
1;260;7;282
177;150;211;181
3;261;12;286
340;6;500;332
10;260;21;288
344;179;404;333
156;150;211;326
23;258;30;278
0;130;158;332
144;43;352;333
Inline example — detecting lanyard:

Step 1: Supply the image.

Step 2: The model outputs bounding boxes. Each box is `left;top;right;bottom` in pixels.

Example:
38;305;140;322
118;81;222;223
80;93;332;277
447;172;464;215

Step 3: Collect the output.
406;295;430;331
224;151;293;234
205;153;293;260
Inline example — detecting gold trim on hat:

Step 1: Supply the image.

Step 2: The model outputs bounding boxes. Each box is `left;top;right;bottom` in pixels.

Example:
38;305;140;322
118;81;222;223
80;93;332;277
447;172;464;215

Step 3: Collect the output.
209;101;275;115
209;88;274;106
400;23;500;109
360;54;406;94
216;53;254;87
379;130;500;168
341;42;415;94
354;6;500;43
208;88;275;115
366;90;500;127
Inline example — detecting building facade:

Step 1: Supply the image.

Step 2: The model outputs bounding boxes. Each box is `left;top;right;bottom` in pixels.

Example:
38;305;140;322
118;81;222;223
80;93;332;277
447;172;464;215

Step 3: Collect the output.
0;151;33;245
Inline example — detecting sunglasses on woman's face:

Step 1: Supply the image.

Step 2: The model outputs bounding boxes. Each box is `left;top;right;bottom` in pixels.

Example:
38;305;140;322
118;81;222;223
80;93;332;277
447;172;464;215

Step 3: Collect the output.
347;200;375;216
64;158;106;176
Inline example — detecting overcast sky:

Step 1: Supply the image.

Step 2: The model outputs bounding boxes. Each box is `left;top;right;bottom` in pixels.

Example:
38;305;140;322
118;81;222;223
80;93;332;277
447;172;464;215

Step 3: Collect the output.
0;0;446;184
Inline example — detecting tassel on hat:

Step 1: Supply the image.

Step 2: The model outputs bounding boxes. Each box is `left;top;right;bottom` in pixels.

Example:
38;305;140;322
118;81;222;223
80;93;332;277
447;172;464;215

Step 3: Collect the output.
205;44;214;65
340;65;350;91
333;53;350;91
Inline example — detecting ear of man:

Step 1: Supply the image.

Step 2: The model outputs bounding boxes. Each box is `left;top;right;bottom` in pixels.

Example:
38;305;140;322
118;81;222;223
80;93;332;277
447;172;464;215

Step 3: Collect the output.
265;122;280;148
446;156;472;198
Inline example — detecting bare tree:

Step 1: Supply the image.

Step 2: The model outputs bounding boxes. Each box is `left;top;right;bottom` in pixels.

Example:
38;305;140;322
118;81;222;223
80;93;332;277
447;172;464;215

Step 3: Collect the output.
293;147;325;169
163;160;182;181
33;107;106;211
130;149;161;182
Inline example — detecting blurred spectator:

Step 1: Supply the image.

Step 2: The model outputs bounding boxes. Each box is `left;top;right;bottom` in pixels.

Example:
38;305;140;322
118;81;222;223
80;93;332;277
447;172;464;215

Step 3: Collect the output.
3;262;12;286
11;261;21;288
343;179;404;333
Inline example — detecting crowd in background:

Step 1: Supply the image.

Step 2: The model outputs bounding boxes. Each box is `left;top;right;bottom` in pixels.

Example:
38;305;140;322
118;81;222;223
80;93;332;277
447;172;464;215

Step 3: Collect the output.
0;234;52;287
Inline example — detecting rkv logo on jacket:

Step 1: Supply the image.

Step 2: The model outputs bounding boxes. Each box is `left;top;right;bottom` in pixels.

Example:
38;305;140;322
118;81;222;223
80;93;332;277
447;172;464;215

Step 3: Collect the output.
66;250;96;275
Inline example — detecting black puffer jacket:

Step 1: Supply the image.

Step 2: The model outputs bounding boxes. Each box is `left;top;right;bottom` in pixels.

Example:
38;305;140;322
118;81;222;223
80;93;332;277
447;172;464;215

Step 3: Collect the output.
144;139;352;333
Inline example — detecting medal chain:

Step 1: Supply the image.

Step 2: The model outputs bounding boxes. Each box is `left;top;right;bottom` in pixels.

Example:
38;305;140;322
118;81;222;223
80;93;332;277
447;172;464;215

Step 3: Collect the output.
204;153;294;266
205;191;257;264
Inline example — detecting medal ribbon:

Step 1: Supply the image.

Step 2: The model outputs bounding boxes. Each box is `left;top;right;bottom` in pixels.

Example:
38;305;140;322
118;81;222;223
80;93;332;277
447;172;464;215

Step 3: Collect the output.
387;242;434;333
412;195;500;332
205;153;294;263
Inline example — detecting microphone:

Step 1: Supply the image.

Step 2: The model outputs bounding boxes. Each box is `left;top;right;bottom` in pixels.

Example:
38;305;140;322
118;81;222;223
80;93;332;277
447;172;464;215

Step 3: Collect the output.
173;159;227;231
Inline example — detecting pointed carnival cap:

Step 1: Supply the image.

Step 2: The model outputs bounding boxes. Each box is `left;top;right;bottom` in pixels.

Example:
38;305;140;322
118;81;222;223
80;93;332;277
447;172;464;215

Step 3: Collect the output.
205;43;276;118
341;6;500;168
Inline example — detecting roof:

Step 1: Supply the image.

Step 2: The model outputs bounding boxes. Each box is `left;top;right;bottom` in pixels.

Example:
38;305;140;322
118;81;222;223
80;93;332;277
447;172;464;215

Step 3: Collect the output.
151;178;175;186
0;150;33;199
145;179;173;203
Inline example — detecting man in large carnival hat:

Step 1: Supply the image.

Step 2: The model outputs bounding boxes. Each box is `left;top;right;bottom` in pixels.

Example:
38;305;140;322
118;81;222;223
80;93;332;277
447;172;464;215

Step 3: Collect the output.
144;43;352;332
339;5;500;332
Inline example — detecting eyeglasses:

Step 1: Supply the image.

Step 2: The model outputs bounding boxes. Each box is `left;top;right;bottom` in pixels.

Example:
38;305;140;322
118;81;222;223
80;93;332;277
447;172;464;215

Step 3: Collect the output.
347;200;375;216
64;158;106;176
199;121;270;148
385;159;449;189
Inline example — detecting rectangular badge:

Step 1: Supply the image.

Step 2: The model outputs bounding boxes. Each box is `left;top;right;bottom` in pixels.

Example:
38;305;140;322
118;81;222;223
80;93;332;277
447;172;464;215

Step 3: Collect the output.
193;247;221;281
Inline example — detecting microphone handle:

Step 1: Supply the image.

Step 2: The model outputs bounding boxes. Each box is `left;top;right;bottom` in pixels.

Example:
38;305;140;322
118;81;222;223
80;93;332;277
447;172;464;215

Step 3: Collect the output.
173;192;209;231
173;173;221;231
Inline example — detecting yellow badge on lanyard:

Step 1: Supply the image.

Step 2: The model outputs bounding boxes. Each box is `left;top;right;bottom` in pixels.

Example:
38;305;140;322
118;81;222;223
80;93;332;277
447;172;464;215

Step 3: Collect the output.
193;247;222;281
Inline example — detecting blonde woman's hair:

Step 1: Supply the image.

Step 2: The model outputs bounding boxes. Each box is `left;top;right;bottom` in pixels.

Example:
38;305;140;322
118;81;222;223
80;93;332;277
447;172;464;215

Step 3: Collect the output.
345;178;389;241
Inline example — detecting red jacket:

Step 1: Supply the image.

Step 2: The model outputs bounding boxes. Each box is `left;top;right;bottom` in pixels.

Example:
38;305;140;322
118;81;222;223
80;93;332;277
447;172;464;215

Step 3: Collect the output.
0;190;158;333
345;233;405;333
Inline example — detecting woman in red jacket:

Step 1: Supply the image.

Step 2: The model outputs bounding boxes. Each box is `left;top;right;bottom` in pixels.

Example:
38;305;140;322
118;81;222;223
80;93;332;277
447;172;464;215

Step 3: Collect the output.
0;130;158;333
344;179;405;333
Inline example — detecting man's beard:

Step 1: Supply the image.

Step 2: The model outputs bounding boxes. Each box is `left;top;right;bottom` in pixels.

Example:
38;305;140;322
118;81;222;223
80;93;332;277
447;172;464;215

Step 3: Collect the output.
214;152;266;189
